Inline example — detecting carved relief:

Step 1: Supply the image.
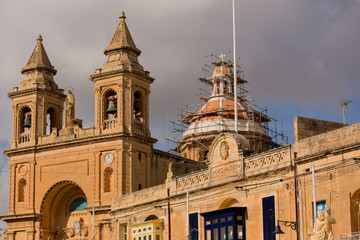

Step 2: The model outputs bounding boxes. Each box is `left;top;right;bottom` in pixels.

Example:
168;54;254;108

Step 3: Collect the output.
220;141;229;160
245;151;286;171
18;165;28;176
176;172;210;190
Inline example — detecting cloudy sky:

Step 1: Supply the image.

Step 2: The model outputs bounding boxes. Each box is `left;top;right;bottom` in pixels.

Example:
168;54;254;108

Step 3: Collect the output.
0;0;359;224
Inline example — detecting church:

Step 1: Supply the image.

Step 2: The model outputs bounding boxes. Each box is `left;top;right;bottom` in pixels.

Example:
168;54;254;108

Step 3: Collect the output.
2;11;360;240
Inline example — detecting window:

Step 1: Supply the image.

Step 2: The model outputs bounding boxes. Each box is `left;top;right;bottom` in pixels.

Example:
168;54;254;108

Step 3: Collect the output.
104;167;113;192
120;224;127;240
46;108;56;135
69;198;88;211
20;106;32;134
189;212;199;240
18;179;26;202
202;207;246;240
104;90;117;120
133;91;143;121
315;200;326;217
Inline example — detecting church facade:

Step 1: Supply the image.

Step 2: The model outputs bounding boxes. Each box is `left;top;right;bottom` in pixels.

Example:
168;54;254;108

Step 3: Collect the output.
2;12;360;240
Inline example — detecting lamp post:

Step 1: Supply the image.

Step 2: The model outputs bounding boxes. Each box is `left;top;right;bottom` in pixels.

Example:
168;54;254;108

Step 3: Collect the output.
273;220;297;234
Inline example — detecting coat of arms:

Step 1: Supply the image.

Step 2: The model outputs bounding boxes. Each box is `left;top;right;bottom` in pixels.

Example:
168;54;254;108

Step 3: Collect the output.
220;141;229;160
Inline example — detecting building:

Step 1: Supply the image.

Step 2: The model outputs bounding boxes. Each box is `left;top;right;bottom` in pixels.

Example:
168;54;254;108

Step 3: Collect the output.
2;11;360;240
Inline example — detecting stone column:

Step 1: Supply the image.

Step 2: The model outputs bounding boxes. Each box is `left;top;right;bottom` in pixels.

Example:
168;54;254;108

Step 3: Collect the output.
26;229;35;240
93;152;101;205
29;161;35;212
9;164;16;214
7;231;15;240
95;223;101;240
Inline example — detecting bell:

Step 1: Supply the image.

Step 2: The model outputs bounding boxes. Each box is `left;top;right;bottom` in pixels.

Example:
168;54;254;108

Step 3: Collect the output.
24;115;31;128
272;223;285;234
106;100;117;114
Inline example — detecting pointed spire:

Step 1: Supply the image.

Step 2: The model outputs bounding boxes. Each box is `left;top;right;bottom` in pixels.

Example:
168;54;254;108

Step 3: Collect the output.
103;11;141;55
21;35;57;75
15;35;61;93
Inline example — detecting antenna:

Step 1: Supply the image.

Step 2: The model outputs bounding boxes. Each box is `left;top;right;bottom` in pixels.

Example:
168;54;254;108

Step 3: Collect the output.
341;99;352;125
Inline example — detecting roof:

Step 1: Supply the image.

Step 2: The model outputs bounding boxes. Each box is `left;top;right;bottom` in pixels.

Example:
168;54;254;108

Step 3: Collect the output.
103;11;141;55
190;97;252;124
21;35;56;75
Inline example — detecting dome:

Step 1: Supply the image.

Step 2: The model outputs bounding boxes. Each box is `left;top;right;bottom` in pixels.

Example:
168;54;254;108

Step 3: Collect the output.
212;65;232;77
182;97;267;138
190;97;250;124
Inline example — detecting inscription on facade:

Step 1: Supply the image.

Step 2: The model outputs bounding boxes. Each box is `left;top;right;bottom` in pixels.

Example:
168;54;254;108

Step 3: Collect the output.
211;162;241;177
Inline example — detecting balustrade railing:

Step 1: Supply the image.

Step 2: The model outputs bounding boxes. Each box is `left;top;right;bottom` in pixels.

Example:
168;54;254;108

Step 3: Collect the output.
19;132;31;143
133;119;144;135
103;119;117;130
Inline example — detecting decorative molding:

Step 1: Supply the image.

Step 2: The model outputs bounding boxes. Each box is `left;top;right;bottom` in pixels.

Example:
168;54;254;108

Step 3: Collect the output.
211;162;242;177
245;150;286;171
176;172;209;190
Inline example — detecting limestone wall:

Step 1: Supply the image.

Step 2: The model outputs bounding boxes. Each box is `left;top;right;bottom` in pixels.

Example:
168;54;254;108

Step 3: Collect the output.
294;116;345;141
294;122;360;159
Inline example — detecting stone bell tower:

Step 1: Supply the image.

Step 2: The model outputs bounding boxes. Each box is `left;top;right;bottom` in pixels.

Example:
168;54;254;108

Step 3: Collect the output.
90;11;154;137
8;35;65;149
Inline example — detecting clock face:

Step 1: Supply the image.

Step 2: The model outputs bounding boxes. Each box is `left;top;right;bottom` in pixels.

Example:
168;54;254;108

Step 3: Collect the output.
104;153;114;164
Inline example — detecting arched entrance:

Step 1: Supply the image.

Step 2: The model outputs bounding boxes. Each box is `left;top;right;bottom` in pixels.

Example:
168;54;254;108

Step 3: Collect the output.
351;188;360;232
40;181;89;240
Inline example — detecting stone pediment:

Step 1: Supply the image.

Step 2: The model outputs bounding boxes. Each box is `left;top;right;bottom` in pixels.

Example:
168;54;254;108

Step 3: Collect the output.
207;133;249;168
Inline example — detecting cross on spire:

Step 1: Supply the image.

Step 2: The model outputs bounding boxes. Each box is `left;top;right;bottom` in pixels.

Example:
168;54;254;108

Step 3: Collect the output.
219;52;226;62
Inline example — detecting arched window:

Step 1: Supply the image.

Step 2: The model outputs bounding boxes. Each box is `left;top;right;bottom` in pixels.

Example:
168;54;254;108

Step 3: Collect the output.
20;106;32;134
133;91;143;121
18;179;26;202
104;168;113;192
138;184;142;190
104;90;117;120
69;198;88;211
46;108;56;135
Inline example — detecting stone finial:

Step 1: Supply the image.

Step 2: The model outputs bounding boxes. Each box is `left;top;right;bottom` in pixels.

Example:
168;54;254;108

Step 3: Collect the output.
120;11;126;19
36;34;43;42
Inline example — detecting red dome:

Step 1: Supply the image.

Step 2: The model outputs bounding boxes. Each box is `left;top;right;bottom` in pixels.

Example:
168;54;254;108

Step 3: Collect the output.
190;98;251;124
212;65;232;77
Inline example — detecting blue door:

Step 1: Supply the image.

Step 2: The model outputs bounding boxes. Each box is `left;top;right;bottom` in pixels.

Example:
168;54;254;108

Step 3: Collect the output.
202;207;246;240
262;196;275;240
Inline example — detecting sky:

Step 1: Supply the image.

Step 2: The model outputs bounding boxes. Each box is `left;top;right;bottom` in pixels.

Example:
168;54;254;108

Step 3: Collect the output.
0;0;359;226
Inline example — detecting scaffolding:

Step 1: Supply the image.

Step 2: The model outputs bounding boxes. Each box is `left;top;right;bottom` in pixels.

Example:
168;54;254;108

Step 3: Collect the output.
166;53;288;158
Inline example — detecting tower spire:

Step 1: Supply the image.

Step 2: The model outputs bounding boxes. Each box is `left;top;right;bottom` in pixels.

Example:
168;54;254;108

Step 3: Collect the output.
15;35;60;92
21;34;56;75
103;11;141;55
99;11;144;74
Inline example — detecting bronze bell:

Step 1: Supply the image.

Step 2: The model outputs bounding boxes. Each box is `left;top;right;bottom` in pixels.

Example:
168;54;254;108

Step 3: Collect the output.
24;115;31;128
106;100;117;114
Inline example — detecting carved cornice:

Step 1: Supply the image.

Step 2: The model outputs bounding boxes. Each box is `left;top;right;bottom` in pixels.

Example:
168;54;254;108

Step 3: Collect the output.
4;132;157;157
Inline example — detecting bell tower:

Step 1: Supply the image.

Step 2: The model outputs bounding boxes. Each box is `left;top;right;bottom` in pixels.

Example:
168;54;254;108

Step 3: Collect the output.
90;11;154;137
8;35;65;149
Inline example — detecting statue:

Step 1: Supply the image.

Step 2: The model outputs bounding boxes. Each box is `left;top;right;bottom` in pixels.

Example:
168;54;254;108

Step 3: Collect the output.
308;208;336;240
65;89;75;127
